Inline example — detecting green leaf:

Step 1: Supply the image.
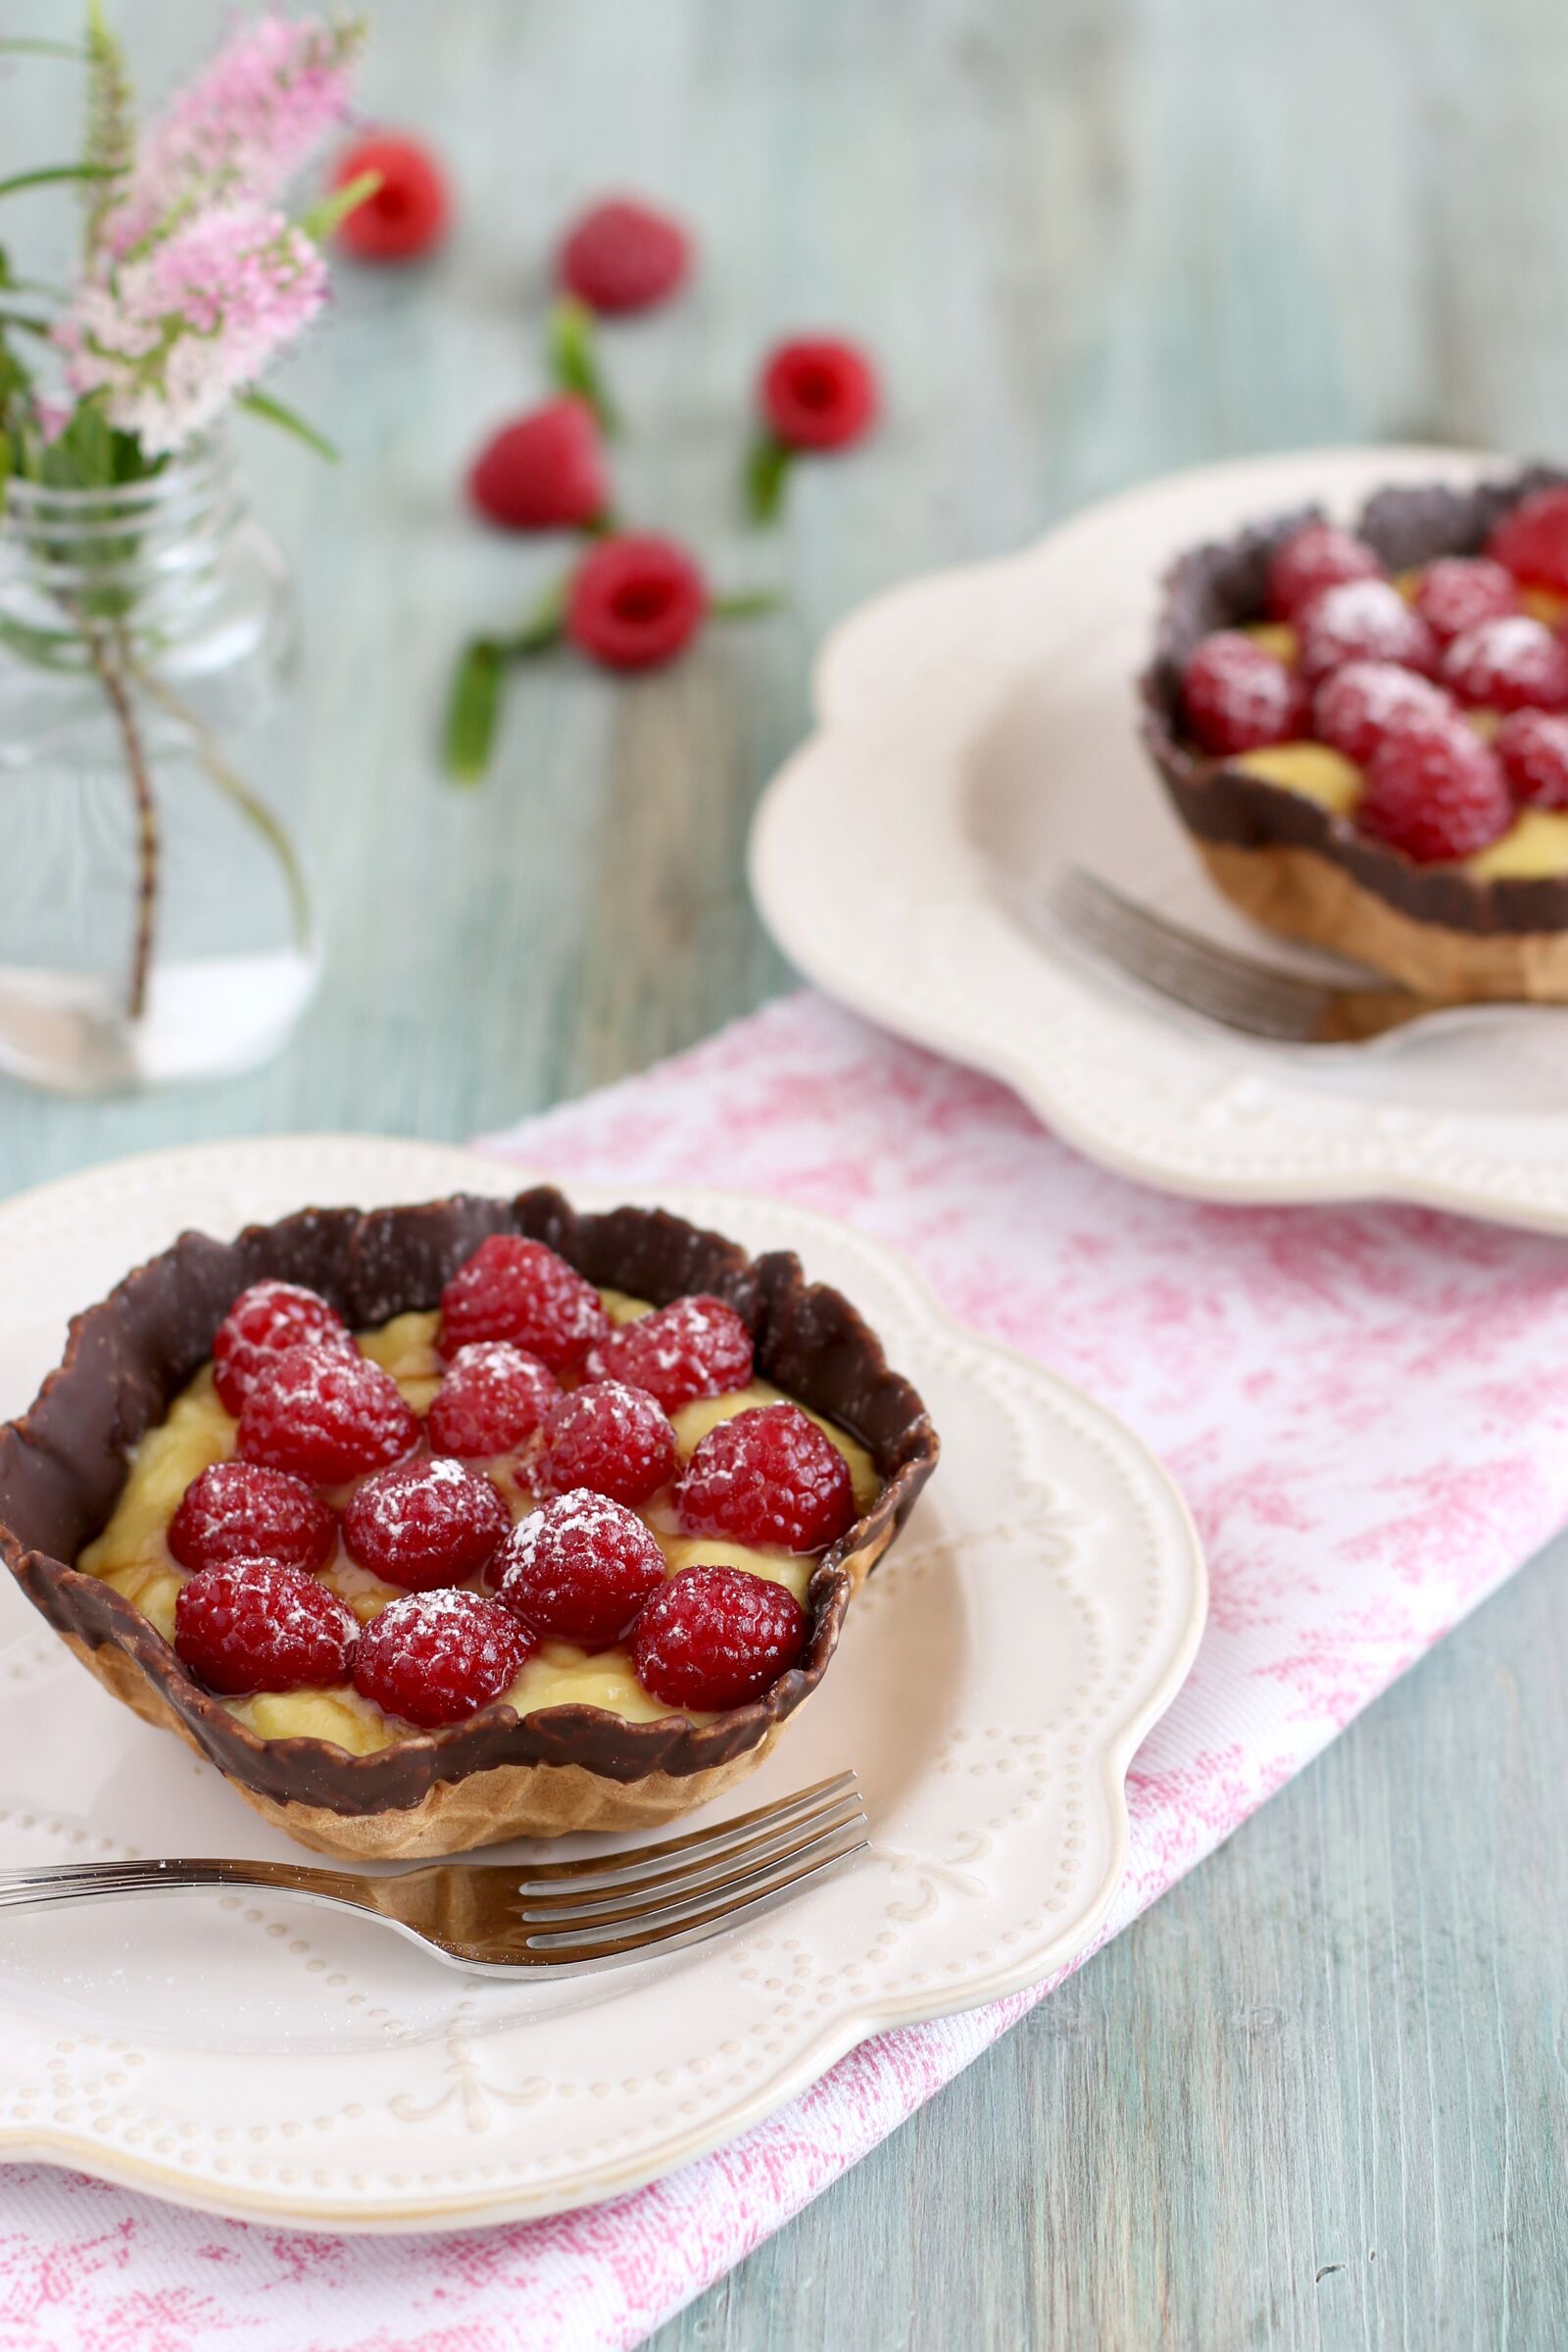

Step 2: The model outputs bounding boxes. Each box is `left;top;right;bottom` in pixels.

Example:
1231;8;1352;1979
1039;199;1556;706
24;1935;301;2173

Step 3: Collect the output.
0;38;87;61
546;297;618;437
0;425;11;522
744;435;793;526
443;583;568;784
0;163;122;202
237;388;339;463
712;587;786;620
298;169;382;245
444;640;507;784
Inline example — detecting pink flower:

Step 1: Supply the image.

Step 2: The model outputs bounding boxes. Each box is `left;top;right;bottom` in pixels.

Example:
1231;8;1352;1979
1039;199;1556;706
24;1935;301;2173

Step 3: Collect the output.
61;202;328;453
105;12;362;254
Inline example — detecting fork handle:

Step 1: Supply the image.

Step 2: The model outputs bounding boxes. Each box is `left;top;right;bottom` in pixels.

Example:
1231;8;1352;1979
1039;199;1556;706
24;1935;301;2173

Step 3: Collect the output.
0;1858;375;1914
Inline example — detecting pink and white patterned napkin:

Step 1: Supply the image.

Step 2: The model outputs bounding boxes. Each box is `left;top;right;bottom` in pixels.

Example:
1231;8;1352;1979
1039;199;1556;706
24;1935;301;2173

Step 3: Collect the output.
8;989;1568;2352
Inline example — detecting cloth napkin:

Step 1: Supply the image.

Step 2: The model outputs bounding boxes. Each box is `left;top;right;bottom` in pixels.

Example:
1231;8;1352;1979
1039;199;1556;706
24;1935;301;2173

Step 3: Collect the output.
8;989;1568;2352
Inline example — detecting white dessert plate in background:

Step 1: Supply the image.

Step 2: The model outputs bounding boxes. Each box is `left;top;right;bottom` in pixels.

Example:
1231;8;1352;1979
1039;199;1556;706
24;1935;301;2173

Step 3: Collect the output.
0;1136;1204;2230
751;443;1568;1232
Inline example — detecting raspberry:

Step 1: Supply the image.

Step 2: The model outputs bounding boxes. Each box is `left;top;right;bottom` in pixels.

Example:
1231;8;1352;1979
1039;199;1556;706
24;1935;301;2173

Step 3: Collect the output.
1310;662;1453;766
212;1280;353;1415
1495;709;1568;809
631;1566;808;1712
332;135;449;262
467;399;608;532
426;1341;559;1459
352;1589;534;1728
1442;615;1568;713
564;535;708;671
583;1295;755;1412
174;1561;358;1697
439;1235;610;1372
1264;523;1383;622
533;1380;676;1507
759;338;879;453
1487;487;1568;592
495;1492;666;1648
558;196;691;314
169;1460;335;1578
236;1345;419;1486
675;1402;857;1553
1410;557;1518;645
1357;719;1512;863
344;1457;510;1592
1297;579;1439;684
1180;632;1309;757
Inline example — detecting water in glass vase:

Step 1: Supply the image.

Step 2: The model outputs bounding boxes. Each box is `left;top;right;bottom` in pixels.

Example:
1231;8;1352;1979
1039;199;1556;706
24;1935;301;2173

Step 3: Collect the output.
0;436;318;1093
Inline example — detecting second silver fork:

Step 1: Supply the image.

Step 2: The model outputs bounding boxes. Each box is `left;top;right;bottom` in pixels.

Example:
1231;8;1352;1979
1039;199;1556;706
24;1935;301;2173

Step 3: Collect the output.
0;1770;868;1978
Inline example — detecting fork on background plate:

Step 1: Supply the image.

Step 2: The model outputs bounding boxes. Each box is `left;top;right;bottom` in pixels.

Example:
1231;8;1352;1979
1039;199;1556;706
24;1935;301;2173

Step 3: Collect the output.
0;1770;867;1978
1033;867;1517;1047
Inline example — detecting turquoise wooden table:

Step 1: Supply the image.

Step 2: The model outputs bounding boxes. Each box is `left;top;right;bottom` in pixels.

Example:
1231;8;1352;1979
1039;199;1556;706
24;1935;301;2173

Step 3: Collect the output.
5;3;1568;2343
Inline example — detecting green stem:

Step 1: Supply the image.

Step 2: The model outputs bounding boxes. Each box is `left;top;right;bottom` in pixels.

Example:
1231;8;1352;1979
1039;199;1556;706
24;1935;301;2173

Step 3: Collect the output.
132;664;314;954
82;627;158;1020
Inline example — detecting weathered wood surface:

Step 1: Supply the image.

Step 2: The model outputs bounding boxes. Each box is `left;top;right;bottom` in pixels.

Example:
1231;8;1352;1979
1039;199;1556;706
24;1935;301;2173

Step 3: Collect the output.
4;2;1568;2344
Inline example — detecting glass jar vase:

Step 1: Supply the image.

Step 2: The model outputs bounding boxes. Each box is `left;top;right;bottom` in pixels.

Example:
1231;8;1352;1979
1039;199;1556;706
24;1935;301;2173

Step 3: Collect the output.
0;435;317;1093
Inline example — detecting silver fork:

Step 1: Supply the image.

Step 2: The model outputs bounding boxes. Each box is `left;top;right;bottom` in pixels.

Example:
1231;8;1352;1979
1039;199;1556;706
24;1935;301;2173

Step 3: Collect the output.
1037;867;1476;1047
0;1770;867;1978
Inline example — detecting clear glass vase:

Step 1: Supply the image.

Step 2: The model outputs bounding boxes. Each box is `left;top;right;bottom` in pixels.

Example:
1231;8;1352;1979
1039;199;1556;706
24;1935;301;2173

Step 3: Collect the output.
0;435;318;1093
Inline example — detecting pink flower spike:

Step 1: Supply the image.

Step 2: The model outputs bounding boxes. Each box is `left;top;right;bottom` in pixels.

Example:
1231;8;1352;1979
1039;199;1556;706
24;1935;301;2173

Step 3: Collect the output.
105;12;364;256
61;201;329;454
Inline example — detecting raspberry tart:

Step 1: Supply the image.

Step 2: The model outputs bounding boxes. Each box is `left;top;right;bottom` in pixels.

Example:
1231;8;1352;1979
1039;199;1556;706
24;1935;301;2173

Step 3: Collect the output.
0;1191;936;1858
1142;467;1568;1001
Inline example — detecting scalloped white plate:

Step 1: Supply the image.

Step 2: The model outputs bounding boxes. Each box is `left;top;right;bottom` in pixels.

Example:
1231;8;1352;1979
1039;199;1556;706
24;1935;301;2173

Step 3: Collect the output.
0;1136;1204;2231
751;444;1568;1232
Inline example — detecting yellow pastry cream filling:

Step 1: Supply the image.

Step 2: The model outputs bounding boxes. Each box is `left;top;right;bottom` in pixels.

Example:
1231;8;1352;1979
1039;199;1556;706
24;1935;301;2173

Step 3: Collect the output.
77;1292;880;1754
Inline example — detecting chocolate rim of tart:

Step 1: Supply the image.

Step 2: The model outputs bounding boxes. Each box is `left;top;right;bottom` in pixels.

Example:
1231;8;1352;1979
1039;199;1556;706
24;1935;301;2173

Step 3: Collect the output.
1140;466;1568;952
0;1188;938;1827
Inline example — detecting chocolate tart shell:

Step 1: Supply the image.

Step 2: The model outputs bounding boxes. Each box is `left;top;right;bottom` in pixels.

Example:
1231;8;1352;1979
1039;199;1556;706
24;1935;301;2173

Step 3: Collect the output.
1140;466;1568;1001
0;1189;939;1858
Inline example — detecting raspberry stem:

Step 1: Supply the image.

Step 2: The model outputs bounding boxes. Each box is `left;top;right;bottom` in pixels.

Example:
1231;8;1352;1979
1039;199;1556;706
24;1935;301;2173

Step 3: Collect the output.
745;433;793;526
546;296;618;437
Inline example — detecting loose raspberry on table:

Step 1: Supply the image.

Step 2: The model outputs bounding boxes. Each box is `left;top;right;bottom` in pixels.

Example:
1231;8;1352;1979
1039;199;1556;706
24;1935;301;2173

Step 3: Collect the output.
344;1457;511;1592
439;1235;611;1372
1180;632;1308;758
1441;614;1568;713
564;534;708;671
1357;719;1513;863
169;1460;336;1578
495;1492;667;1648
332;134;449;262
1264;523;1383;622
174;1561;358;1697
467;398;609;532
426;1341;560;1459
1411;557;1519;645
212;1280;354;1415
558;196;692;314
631;1566;808;1712
1310;662;1453;767
1495;709;1568;809
1487;486;1568;593
675;1402;857;1553
533;1380;676;1507
352;1589;534;1729
236;1345;419;1487
583;1295;755;1412
1297;579;1440;683
759;338;879;453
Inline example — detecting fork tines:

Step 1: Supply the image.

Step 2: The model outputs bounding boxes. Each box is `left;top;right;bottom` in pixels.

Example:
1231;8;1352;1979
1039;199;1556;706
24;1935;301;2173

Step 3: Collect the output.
507;1769;868;1971
1041;867;1335;1043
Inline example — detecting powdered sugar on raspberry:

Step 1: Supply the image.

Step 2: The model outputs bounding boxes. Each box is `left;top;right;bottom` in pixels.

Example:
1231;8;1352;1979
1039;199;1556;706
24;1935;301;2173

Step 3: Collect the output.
583;1294;754;1411
1298;578;1439;682
495;1490;667;1648
533;1379;677;1506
